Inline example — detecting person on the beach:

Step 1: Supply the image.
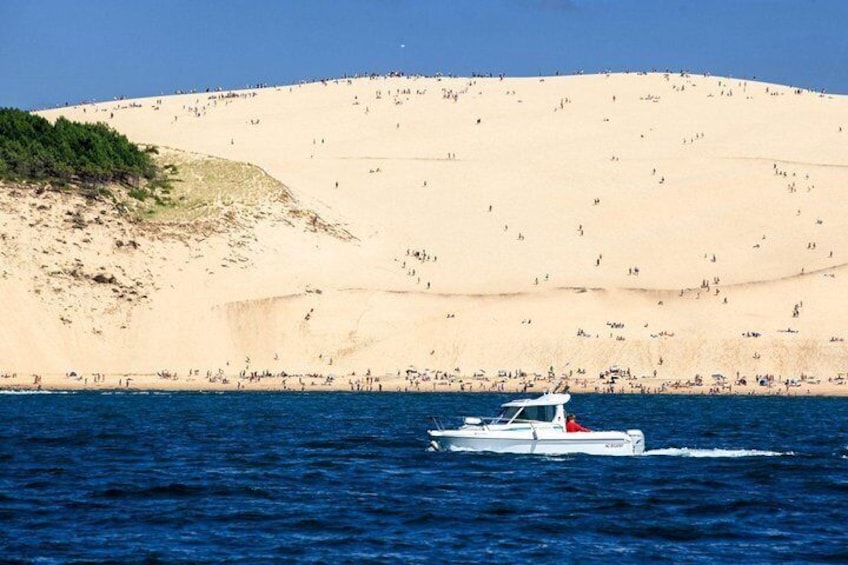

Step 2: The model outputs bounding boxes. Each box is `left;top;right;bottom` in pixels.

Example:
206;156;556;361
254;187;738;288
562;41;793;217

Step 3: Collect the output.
565;414;590;432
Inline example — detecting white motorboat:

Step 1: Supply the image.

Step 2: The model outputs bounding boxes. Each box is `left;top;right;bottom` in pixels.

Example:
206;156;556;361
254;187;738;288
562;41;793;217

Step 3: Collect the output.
428;393;645;455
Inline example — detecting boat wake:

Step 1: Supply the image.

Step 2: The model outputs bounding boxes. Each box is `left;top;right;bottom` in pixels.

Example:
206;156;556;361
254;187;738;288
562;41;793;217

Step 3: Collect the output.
643;447;792;458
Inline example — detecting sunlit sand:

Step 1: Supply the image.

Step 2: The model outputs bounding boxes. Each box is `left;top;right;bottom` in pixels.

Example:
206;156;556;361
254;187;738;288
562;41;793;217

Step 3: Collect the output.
2;72;846;394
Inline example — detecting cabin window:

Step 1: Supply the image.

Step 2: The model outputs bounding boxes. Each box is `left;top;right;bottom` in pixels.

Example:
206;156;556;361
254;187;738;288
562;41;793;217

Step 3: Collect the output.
496;405;556;423
519;406;556;422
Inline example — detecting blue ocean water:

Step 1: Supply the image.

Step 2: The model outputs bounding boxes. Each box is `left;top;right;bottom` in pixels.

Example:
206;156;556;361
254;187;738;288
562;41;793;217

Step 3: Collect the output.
0;392;846;564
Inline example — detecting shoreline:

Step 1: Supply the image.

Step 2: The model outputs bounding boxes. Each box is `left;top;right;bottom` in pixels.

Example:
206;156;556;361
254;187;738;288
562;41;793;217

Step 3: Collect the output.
3;371;845;397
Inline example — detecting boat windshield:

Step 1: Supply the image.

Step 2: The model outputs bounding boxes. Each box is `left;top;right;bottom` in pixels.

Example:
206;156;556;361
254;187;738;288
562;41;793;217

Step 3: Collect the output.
494;406;522;423
495;405;557;423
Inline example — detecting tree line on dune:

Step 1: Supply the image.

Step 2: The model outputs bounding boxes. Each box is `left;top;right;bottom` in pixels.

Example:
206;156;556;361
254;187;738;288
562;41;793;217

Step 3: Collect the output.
0;108;173;205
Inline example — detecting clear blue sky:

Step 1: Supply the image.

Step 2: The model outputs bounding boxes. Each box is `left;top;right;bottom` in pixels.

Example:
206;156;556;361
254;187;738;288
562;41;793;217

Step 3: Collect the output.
2;0;847;110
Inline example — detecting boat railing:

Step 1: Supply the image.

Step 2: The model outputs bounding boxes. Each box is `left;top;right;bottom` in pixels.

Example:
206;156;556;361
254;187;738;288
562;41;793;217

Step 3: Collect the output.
428;416;556;431
430;416;502;430
482;417;557;431
476;416;517;428
428;416;445;430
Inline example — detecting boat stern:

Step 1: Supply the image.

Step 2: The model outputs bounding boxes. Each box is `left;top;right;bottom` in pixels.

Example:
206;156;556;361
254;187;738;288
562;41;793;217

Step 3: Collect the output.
627;429;645;454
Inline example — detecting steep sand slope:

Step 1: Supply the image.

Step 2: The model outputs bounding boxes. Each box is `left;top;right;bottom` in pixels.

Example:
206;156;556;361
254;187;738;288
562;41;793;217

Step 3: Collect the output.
13;72;848;381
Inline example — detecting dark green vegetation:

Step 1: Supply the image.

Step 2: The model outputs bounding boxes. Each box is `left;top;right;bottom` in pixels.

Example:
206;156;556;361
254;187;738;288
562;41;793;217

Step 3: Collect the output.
0;108;174;206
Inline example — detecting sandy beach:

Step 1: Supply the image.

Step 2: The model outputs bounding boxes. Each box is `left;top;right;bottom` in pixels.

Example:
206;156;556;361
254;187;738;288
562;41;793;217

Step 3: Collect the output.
2;72;846;395
0;367;844;396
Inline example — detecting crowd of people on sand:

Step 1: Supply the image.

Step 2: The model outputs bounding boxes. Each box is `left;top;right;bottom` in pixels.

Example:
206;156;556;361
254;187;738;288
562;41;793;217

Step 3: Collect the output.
44;67;834;114
1;364;845;396
393;247;437;289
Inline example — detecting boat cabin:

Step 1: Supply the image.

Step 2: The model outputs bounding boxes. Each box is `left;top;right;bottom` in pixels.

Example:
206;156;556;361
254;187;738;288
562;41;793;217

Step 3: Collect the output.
492;393;570;426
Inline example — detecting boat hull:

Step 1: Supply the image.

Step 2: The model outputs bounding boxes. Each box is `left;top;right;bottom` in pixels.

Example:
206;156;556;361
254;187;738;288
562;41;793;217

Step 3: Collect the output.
428;429;645;456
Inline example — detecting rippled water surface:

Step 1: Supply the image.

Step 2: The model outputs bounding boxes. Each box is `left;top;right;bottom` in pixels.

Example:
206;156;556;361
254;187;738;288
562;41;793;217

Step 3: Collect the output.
1;392;846;563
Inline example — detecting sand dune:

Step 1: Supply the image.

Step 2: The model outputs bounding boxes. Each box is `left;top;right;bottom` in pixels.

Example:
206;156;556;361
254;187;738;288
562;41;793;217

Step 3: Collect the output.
2;72;846;394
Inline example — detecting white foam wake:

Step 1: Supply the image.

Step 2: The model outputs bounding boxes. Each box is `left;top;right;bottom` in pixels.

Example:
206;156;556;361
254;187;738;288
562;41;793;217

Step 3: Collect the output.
644;447;792;458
